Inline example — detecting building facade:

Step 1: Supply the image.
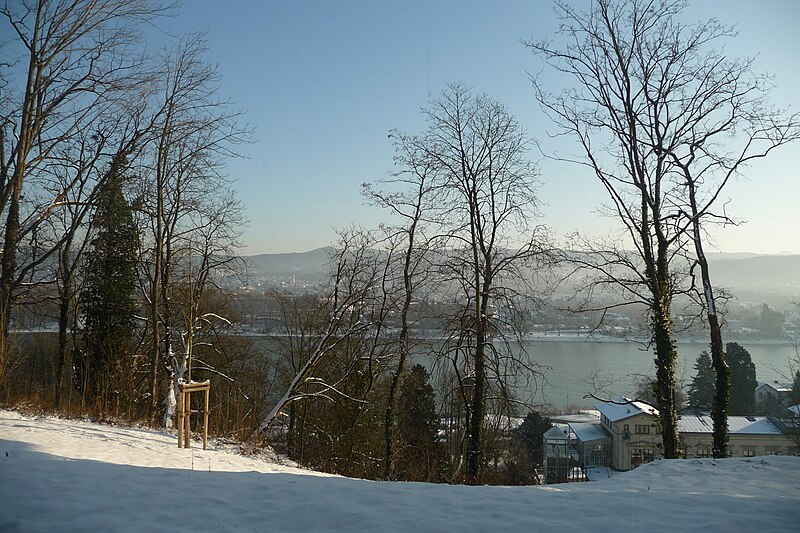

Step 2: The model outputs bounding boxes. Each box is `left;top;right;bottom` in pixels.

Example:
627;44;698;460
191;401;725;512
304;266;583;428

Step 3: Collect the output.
543;397;795;483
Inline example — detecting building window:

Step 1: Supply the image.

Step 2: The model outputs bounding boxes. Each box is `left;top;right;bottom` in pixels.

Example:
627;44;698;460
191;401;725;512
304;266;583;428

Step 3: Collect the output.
743;449;756;457
635;424;650;434
643;448;655;463
631;448;655;467
697;448;710;458
623;424;629;432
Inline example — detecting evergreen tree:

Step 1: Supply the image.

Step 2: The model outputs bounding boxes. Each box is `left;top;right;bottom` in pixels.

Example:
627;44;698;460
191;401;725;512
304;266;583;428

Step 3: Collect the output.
512;411;552;468
791;370;800;406
688;351;716;410
76;167;138;404
727;342;757;415
396;364;443;482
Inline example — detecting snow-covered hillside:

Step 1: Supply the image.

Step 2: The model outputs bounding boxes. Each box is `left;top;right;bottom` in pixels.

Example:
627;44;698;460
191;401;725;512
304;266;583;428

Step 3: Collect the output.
1;409;798;532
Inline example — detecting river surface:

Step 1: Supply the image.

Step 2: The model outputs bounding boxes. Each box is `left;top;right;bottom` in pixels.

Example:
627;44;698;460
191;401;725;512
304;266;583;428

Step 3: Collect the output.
16;331;794;412
249;334;796;411
521;338;794;409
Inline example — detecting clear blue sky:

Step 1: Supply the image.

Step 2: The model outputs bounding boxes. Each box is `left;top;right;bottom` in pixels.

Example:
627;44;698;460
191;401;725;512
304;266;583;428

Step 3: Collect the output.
155;0;799;255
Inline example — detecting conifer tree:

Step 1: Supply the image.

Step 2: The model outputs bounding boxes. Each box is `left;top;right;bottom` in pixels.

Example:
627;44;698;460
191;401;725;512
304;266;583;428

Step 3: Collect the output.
727;343;757;415
513;411;552;468
688;351;716;410
396;364;442;482
76;163;139;404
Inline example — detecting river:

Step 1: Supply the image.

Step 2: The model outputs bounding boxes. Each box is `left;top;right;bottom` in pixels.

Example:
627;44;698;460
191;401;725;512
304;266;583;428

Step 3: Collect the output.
15;331;795;412
249;334;796;411
520;338;795;409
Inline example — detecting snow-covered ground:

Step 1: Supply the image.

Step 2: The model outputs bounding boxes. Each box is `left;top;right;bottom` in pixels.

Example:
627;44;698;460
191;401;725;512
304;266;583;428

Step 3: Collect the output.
1;409;798;532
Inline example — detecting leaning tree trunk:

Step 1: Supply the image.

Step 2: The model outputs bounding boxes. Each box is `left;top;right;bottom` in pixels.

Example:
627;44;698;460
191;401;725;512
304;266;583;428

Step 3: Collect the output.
383;230;418;480
686;172;729;457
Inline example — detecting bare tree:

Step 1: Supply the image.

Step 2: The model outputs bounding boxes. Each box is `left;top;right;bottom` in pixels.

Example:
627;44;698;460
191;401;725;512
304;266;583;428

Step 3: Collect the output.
529;0;689;459
0;0;170;388
363;128;441;480
133;34;250;422
666;38;798;457
529;0;799;459
249;230;386;445
416;84;548;481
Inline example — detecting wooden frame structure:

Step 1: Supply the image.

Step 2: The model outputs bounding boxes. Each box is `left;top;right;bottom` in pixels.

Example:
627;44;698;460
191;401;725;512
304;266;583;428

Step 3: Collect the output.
177;380;211;450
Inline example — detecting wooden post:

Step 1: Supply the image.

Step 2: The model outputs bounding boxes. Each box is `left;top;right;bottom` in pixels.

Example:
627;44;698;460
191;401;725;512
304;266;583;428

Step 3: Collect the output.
203;385;210;450
177;380;211;450
184;388;191;448
177;386;184;448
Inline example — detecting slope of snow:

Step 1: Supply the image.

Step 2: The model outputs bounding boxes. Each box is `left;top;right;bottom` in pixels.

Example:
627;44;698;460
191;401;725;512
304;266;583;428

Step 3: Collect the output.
1;409;799;532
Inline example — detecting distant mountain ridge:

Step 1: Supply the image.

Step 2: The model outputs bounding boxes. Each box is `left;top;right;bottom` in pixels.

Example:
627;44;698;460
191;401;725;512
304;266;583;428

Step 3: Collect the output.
704;254;800;291
245;247;332;282
242;249;800;295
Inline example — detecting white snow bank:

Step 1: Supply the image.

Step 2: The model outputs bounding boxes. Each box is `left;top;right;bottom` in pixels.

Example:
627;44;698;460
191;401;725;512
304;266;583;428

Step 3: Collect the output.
1;409;799;532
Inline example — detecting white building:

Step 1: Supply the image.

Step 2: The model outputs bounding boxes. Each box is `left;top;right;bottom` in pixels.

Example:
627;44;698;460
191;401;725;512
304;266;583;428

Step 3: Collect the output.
542;397;795;482
678;415;791;457
756;381;794;416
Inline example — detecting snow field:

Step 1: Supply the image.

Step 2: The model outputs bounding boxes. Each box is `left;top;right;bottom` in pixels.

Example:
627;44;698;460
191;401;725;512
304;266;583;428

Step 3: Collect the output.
1;410;798;532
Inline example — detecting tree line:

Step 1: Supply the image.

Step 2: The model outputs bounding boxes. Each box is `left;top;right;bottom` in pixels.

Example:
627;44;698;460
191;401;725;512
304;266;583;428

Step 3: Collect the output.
1;0;798;485
0;1;250;423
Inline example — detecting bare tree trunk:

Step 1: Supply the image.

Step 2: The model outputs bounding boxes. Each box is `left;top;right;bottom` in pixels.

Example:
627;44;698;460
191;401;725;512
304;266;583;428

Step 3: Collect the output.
55;280;71;408
0;190;20;385
383;229;423;480
383;273;412;480
685;172;729;457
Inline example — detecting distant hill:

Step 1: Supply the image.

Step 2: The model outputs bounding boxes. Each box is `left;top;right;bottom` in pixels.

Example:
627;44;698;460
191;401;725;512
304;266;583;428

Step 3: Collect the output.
241;249;799;298
245;247;332;283
706;254;800;293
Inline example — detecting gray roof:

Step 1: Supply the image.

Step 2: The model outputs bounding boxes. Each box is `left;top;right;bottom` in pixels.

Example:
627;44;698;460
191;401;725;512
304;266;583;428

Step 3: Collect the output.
756;381;791;393
570;422;610;443
677;415;784;435
543;426;569;442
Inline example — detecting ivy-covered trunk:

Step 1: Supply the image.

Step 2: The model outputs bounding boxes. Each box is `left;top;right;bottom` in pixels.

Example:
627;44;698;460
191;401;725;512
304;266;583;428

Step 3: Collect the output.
651;237;680;460
652;299;680;459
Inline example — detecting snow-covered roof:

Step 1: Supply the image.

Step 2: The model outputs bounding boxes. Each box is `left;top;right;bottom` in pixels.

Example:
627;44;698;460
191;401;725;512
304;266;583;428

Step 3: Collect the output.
549;411;601;424
789;404;800;415
677;416;784;435
595;397;659;422
756;381;791;393
543;426;569;442
570;422;610;443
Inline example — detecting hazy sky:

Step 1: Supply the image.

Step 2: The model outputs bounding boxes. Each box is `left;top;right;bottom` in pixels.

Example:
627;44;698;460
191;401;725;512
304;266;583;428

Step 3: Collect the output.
157;1;799;255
